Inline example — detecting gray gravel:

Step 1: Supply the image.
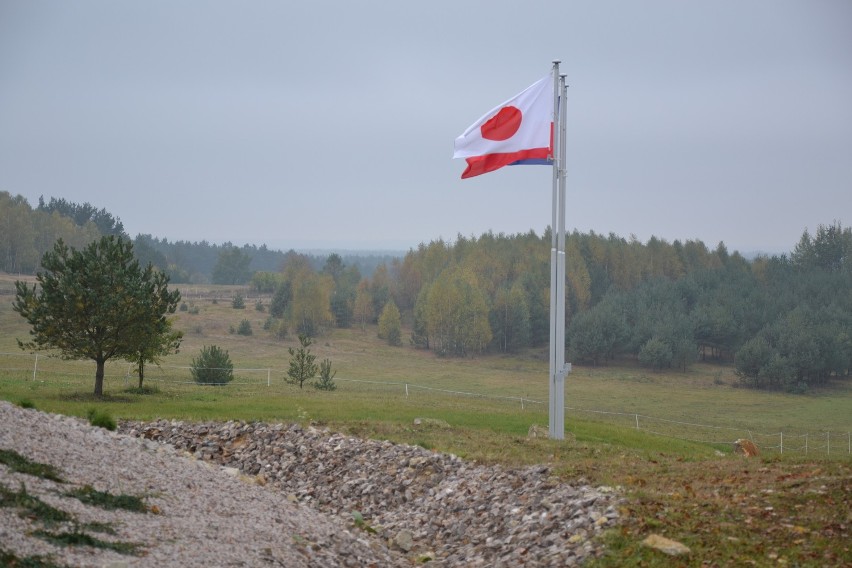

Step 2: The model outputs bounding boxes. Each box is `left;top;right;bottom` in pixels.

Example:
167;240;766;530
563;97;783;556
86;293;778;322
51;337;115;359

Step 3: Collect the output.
1;401;620;566
0;401;403;567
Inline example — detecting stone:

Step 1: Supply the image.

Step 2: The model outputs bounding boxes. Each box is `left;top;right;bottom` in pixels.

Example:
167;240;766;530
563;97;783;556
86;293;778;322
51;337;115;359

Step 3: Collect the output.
733;438;760;457
413;417;450;428
641;534;691;556
394;529;414;552
527;424;549;439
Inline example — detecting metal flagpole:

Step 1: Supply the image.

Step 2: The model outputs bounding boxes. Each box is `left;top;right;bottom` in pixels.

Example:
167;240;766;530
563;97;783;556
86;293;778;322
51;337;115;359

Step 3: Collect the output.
555;74;571;440
548;67;571;440
548;61;561;439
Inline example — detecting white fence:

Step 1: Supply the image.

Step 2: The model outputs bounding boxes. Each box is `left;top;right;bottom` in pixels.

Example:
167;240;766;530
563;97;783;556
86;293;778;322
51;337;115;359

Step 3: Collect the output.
2;352;849;456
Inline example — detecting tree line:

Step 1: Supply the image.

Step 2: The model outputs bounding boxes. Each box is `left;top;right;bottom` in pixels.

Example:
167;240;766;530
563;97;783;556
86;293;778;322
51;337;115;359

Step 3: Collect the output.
274;224;849;392
0;192;106;273
0;192;396;281
3;191;849;392
134;234;396;284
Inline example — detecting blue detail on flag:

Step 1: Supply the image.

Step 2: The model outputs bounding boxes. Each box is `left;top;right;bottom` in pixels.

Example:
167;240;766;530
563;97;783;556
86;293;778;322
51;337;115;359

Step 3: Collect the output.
509;158;553;167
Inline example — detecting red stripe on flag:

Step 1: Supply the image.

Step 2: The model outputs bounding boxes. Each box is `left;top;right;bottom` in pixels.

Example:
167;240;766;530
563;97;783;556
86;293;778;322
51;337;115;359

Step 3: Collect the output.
461;147;551;179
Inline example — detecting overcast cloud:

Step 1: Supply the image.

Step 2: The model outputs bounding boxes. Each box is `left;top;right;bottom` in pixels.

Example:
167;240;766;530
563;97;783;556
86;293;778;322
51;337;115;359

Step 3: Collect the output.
1;1;850;254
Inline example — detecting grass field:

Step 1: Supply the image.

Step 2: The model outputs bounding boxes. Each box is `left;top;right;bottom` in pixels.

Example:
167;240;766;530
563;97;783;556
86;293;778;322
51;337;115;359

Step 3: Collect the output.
1;275;850;566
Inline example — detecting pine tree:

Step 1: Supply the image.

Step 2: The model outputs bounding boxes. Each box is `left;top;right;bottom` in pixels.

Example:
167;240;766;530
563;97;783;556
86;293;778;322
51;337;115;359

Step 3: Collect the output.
286;334;318;388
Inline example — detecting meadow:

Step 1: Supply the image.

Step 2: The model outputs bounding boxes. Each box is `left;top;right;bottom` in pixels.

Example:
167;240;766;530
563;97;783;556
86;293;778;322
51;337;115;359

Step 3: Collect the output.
1;275;849;566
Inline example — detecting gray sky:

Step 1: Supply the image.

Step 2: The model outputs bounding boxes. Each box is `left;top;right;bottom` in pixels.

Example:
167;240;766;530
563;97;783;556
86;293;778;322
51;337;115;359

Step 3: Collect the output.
1;1;850;254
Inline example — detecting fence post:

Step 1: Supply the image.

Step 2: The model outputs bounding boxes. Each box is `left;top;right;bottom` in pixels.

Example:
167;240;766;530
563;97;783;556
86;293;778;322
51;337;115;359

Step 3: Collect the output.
848;432;851;455
521;397;524;410
780;432;783;454
267;369;271;387
635;414;640;429
405;384;409;398
827;431;830;456
805;433;808;454
32;354;38;381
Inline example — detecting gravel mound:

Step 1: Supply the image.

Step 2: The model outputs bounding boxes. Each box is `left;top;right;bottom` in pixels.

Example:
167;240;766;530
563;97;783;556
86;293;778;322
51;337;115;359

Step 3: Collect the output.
0;401;403;567
0;401;620;566
120;418;621;566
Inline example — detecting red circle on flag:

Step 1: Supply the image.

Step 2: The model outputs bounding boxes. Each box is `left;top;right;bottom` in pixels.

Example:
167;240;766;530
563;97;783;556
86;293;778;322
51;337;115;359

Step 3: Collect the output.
481;106;522;141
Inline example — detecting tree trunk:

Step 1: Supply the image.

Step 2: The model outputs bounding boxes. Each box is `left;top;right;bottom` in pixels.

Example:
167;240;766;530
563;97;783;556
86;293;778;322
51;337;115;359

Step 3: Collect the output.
138;358;145;389
94;358;105;397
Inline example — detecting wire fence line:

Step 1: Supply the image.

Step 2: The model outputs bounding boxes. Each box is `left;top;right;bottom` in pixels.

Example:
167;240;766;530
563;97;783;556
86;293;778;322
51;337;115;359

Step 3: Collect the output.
2;352;849;456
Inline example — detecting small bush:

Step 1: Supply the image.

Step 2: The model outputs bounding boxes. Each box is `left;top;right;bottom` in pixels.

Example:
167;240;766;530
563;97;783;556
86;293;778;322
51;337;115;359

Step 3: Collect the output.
86;408;117;431
191;345;234;386
232;294;245;309
17;399;36;409
236;319;253;336
188;303;200;315
255;300;265;312
313;358;337;391
179;302;188;312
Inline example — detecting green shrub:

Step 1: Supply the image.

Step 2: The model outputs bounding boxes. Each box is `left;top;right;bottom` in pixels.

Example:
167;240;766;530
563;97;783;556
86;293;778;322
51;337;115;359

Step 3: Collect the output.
17;399;36;409
232;294;245;309
179;302;188;312
86;408;117;431
313;359;337;391
236;319;253;336
190;345;234;386
255;300;265;312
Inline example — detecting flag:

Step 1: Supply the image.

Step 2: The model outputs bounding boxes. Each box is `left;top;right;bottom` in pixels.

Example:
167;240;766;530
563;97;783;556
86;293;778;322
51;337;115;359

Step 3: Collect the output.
453;73;554;179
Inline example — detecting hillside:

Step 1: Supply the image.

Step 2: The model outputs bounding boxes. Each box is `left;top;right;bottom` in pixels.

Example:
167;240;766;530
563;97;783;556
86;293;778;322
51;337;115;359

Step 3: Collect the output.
1;277;850;565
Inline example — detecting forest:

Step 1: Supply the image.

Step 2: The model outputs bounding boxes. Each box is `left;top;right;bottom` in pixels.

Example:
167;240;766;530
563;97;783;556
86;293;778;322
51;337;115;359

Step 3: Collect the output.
1;190;850;392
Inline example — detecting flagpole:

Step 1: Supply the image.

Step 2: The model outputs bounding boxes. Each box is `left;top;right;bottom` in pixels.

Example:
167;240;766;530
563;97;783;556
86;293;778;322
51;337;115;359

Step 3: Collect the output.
548;61;560;439
555;73;570;440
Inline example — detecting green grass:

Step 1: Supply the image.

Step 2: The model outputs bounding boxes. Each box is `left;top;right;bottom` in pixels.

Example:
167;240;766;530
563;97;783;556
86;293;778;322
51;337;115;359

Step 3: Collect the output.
32;530;140;556
1;278;850;565
0;449;64;483
65;485;147;513
0;483;73;525
85;408;116;431
3;288;849;436
0;549;63;568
